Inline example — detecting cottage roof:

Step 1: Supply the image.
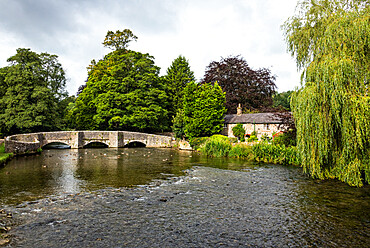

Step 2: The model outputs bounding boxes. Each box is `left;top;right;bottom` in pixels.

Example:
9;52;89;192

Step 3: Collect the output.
224;112;283;124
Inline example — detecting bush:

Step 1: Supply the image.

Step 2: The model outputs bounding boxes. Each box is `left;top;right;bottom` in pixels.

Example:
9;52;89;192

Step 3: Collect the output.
232;124;245;140
248;135;258;142
273;131;296;147
189;137;209;150
209;134;229;141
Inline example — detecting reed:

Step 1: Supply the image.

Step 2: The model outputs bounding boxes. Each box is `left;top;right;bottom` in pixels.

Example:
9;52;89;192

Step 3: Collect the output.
251;142;300;165
198;136;300;166
200;138;232;157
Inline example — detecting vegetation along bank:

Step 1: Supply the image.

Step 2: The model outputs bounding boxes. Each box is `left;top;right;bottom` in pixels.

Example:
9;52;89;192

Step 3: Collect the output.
191;135;300;167
0;143;13;166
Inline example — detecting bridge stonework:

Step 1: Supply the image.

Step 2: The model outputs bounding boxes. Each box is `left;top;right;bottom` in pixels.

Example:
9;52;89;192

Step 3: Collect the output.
5;131;174;154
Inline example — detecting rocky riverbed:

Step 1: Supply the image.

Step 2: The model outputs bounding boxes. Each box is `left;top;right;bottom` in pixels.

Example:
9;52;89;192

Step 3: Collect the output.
2;165;369;247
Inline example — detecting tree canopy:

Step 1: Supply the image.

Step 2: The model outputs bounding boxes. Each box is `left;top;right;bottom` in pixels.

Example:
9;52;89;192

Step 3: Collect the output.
174;81;226;139
201;55;277;114
0;48;67;135
71;30;170;132
283;0;370;186
165;56;195;117
102;29;138;51
273;91;293;111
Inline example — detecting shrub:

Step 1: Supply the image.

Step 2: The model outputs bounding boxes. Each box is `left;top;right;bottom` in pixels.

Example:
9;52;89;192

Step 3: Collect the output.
273;131;296;147
209;134;229;141
189;137;209;150
232;124;245;140
248;135;258;142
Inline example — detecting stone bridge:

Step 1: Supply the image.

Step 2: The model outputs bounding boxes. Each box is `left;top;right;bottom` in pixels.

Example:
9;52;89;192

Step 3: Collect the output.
5;131;174;154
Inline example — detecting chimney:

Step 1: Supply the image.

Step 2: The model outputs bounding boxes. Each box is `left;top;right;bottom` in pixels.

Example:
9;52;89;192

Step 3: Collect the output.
237;103;242;116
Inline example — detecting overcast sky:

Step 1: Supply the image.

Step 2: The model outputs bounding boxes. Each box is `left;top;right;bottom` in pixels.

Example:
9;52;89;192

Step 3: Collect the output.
0;0;301;95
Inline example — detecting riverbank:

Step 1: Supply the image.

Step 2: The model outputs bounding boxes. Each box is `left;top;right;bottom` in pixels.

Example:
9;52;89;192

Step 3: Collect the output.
0;143;13;166
193;135;300;166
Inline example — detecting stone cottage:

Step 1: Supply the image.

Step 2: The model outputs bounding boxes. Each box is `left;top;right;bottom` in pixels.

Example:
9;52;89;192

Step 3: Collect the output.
222;104;285;139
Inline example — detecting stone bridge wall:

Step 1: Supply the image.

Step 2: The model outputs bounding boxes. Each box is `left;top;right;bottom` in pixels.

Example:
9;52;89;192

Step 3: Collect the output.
5;131;174;154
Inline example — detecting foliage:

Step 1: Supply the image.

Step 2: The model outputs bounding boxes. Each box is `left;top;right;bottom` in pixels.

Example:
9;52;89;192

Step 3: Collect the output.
248;135;258;142
180;81;226;138
198;136;299;165
189;137;209;150
102;29;138;50
201;55;277;114
261;134;272;142
273;91;293;111
272;110;297;146
228;137;238;143
59;96;76;130
165;56;195;117
232;123;246;141
71;31;170;132
283;0;370;186
0;143;13;165
252;142;300;165
172;109;186;139
0;48;68;135
273;131;296;147
200;138;232;157
228;143;253;159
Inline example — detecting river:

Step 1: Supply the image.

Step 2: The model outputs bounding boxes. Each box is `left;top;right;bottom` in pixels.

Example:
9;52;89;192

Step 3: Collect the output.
0;148;369;247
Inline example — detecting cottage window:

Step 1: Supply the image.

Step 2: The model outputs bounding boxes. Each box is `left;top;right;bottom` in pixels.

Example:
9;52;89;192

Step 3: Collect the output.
264;124;270;130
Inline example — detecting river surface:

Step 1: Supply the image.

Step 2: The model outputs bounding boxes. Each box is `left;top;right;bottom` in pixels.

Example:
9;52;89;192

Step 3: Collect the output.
0;148;369;247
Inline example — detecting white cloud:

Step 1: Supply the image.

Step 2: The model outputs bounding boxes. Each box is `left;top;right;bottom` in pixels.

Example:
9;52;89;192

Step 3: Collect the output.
0;0;301;95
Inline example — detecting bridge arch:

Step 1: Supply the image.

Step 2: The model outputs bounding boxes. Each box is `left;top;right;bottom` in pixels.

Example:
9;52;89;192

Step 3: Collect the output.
124;141;146;148
42;141;71;149
83;141;109;148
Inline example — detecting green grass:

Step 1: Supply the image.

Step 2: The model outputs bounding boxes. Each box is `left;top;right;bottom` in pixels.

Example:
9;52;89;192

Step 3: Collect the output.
0;143;13;165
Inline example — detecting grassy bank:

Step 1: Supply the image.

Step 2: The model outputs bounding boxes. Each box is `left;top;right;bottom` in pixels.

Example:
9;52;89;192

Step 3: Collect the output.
196;135;300;166
0;143;13;166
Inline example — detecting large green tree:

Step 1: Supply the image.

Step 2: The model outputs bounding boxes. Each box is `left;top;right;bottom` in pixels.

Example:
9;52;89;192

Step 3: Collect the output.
272;91;293;111
283;0;370;186
165;56;195;117
0;48;67;135
71;30;170;132
174;81;226;138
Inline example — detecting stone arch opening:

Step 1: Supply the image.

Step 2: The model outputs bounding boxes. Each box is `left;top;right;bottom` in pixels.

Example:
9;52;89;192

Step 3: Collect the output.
42;142;71;149
83;142;109;148
124;141;146;148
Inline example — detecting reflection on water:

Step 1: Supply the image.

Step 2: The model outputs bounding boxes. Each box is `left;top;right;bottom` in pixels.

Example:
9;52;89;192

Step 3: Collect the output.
0;148;198;205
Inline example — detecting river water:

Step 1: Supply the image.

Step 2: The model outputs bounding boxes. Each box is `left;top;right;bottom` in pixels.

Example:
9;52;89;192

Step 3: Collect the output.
0;148;369;247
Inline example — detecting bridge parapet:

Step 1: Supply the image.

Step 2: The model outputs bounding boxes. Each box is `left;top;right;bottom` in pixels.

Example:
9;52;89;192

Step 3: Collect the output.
5;131;174;154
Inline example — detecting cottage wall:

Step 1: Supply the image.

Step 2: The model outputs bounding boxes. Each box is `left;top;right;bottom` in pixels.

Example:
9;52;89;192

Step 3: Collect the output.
226;123;282;139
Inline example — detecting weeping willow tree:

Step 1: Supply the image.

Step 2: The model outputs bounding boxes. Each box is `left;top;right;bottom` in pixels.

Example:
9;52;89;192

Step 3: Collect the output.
283;0;370;186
